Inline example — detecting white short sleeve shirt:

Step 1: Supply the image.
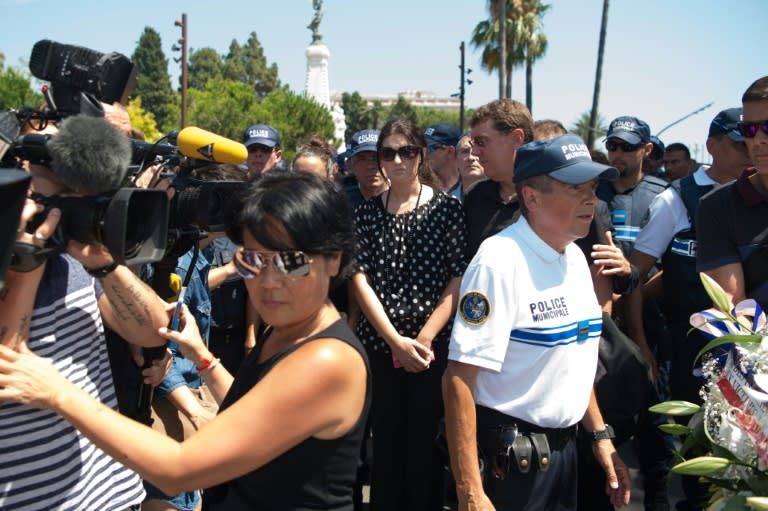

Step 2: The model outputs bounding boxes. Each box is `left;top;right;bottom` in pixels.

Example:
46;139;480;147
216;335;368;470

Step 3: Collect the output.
449;217;602;428
634;167;717;258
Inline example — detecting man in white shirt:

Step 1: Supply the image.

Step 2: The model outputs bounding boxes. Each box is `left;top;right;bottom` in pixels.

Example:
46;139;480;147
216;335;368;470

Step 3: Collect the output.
443;134;631;511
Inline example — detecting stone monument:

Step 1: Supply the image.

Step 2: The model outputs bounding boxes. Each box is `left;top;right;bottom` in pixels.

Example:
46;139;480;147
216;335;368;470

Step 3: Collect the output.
304;0;346;149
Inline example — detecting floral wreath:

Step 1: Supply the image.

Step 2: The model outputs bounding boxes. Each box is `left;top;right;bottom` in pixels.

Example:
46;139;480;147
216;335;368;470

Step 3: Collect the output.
650;274;768;511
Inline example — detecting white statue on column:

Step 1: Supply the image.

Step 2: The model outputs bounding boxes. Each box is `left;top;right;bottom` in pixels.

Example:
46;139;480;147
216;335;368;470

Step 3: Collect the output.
304;0;346;150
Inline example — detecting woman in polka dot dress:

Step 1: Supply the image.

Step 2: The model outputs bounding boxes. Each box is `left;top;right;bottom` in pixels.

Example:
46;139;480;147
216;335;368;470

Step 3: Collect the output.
351;118;467;511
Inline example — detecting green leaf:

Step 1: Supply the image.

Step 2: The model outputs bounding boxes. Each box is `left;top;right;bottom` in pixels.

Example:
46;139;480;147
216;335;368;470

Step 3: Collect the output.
700;273;734;313
723;495;747;511
671;456;731;476
694;334;762;364
723;494;749;511
659;423;691;435
680;414;709;456
649;400;702;416
745;475;768;496
710;443;743;463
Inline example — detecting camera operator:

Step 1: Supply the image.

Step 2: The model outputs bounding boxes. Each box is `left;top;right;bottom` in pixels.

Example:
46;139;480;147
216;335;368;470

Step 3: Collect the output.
0;115;170;511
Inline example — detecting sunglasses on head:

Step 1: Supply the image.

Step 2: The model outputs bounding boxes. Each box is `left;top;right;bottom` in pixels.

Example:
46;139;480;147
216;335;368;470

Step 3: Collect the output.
737;120;768;139
605;140;644;152
234;248;312;278
379;145;420;162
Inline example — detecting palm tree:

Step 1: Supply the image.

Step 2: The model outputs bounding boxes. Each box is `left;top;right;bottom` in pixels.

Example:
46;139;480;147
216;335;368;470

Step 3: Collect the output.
588;0;610;149
472;0;549;100
571;110;607;149
521;6;549;113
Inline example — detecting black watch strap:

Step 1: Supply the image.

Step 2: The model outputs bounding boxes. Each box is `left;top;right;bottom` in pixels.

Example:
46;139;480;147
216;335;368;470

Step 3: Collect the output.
86;261;119;279
590;424;615;441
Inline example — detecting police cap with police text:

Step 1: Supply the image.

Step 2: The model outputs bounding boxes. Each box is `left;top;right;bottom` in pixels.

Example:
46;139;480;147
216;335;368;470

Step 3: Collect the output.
513;134;619;185
347;129;379;158
243;124;281;148
605;116;651;144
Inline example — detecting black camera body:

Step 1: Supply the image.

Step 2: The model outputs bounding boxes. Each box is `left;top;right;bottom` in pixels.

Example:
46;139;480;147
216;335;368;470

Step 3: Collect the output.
28;189;168;266
29;40;136;117
171;172;242;233
0;170;31;291
0;38;168;273
128;134;245;261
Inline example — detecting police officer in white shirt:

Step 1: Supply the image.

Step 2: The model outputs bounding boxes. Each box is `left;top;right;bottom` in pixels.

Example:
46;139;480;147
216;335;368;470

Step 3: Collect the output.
442;134;632;511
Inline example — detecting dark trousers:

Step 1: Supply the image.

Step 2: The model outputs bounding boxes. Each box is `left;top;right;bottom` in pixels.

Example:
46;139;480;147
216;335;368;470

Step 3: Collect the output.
368;342;447;511
476;406;578;511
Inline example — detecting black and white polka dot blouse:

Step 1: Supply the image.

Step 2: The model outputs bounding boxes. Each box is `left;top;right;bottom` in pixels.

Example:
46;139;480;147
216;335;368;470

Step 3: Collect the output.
354;190;468;353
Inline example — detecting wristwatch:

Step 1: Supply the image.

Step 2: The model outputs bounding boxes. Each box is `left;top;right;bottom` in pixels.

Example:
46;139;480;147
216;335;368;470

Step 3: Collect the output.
85;261;119;279
590;424;615;441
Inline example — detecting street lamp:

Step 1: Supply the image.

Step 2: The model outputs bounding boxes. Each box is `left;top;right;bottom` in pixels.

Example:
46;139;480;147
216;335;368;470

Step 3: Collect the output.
453;41;473;132
172;13;188;129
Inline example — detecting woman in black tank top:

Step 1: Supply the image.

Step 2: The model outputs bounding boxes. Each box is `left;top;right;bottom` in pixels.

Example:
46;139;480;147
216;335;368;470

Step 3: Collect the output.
0;172;371;511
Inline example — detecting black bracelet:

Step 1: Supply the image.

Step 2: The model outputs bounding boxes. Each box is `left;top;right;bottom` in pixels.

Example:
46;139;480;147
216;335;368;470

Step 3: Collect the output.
85;261;119;278
613;263;640;296
590;424;616;441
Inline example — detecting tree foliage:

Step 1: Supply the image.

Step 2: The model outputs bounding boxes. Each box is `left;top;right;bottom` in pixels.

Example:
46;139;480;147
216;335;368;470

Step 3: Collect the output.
340;92;387;138
126;96;162;142
387;96;418;125
413;107;462;132
570;110;607;149
187;47;223;90
223;33;280;97
340;91;463;141
471;0;550;99
131;27;175;132
341;92;371;139
187;78;263;140
0;66;42;109
261;89;334;161
185;80;332;159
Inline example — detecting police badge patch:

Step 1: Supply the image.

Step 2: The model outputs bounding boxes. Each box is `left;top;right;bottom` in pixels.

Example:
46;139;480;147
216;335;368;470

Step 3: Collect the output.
459;291;490;326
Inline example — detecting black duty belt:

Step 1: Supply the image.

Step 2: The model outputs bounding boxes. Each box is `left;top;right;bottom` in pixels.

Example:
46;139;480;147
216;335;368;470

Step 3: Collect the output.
475;405;576;479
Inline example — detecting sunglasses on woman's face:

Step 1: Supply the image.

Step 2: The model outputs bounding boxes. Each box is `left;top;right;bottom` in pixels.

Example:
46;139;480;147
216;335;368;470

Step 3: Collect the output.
737;120;768;139
234;248;312;278
379;145;420;162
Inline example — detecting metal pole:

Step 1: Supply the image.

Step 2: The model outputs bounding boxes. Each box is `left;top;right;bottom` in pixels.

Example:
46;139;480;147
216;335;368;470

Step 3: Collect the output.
459;41;466;133
175;13;188;129
656;102;714;136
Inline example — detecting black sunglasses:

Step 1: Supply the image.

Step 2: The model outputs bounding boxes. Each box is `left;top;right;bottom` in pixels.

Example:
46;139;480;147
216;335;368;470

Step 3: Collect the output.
428;143;447;153
379;145;420;162
248;144;275;155
234;248;312;278
605;140;644;152
737;120;768;139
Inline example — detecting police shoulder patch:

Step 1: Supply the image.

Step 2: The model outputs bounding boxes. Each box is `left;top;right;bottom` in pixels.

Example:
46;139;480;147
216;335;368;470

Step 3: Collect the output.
459;291;491;326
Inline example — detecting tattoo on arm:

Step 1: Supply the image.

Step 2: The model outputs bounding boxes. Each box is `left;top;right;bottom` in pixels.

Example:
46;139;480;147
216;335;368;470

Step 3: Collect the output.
108;283;152;328
14;314;29;349
0;287;9;302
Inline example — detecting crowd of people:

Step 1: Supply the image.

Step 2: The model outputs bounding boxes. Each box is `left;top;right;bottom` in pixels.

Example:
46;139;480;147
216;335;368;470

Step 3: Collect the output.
0;74;766;511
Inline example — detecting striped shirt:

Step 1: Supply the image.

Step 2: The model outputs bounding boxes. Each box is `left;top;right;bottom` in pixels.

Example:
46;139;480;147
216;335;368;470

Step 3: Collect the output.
0;255;145;510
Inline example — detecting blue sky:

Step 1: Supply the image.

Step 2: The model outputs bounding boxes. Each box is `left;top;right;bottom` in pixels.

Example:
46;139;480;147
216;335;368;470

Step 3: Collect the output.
1;0;764;163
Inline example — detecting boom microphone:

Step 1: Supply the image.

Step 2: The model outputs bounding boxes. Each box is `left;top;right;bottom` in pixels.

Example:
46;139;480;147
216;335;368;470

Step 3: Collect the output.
176;127;248;165
46;115;131;194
